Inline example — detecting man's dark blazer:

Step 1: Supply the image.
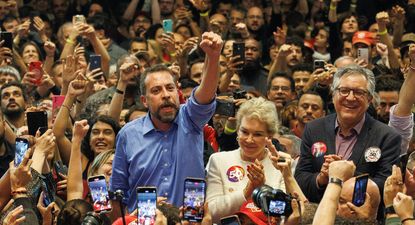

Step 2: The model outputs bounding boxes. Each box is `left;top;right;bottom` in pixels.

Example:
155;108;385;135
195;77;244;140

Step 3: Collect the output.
294;113;401;203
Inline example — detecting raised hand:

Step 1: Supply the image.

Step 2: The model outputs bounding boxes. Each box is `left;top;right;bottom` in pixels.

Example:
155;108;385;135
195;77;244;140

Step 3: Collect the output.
43;41;56;57
62;55;78;85
10;148;33;192
32;16;45;34
376;11;390;31
17;20;30;38
72;119;89;139
393;192;414;220
188;0;210;12
273;27;286;47
266;137;293;176
384;165;403;207
67;78;87;98
328;160;355;182
199;32;223;59
161;32;176;55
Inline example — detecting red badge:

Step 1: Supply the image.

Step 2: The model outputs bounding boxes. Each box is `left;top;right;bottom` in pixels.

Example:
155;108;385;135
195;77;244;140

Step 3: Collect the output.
227;166;245;182
311;142;327;157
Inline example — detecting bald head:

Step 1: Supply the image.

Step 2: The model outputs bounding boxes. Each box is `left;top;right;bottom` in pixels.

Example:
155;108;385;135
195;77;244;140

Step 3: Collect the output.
336;177;380;220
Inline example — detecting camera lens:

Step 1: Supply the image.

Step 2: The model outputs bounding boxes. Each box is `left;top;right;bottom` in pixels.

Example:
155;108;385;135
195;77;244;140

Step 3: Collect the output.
82;212;103;225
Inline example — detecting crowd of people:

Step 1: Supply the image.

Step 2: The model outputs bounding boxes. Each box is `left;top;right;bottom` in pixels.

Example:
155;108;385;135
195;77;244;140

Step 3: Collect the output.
0;0;414;224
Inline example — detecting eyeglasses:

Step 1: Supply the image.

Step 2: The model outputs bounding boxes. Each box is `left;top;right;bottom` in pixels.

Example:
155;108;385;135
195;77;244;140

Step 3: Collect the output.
336;87;368;98
270;86;291;92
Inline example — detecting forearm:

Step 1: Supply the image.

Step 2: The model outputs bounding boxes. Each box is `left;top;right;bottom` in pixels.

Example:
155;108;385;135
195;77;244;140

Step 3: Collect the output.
194;56;219;104
283;174;307;202
53;96;74;138
43;55;54;76
89;36;110;75
31;151;47;174
59;41;76;60
218;72;232;93
394;67;415;116
189;21;201;37
122;0;140;21
108;83;126;123
328;2;338;23
312;184;342;225
151;0;161;25
379;32;400;69
0;171;11;210
67;138;83;200
295;0;309;17
392;22;404;48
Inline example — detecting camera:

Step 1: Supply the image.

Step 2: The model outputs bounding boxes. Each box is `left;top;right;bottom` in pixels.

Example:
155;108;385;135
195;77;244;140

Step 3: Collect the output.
252;185;293;217
233;89;247;100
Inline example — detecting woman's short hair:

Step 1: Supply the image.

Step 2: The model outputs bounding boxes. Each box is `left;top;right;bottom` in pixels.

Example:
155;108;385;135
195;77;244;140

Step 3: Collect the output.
88;149;115;177
236;97;279;135
0;65;20;80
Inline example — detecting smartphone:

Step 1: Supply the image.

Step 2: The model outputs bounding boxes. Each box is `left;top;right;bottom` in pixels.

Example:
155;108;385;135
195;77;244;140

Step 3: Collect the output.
396;153;409;182
15;138;29;167
220;215;241;225
183;178;206;222
26;111;48;136
1;31;13;49
215;99;235;117
357;48;369;64
352;173;369;207
29;61;43;85
41;178;55;207
232;42;245;70
314;60;325;70
72;15;86;24
163;19;173;33
54;161;68;178
88;175;112;213
136;187;157;225
89;54;102;71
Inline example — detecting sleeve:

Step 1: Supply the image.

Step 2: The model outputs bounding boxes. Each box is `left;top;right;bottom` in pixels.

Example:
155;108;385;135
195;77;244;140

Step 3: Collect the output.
294;125;325;203
13;197;40;225
109;130;130;203
182;88;216;132
206;154;246;223
389;105;413;154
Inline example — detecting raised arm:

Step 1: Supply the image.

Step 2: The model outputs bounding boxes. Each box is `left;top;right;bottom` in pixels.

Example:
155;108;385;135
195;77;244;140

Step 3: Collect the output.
108;63;140;122
376;12;400;69
52;79;87;164
194;32;223;104
394;44;415;117
122;0;141;22
67;120;89;201
313;160;356;225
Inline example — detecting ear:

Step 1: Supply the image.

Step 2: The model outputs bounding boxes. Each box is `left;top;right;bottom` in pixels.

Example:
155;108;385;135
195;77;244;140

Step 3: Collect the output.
140;95;148;108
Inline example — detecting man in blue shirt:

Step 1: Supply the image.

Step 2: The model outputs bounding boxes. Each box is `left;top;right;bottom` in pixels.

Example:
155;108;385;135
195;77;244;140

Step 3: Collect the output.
110;32;223;213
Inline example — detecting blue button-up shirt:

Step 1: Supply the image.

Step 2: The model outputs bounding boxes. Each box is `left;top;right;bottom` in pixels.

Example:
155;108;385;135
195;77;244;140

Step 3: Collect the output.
110;91;215;212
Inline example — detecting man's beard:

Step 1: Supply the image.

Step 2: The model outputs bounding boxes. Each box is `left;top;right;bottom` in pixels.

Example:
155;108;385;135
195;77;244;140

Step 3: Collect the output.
152;100;179;123
243;60;260;71
126;76;140;94
2;106;24;120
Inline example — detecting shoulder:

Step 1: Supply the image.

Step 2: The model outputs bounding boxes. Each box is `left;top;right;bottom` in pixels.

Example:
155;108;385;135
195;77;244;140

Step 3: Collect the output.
118;117;145;135
367;116;400;138
305;114;336;129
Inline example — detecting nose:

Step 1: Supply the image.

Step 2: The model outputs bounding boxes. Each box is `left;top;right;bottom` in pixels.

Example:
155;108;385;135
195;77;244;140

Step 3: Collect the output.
161;87;171;99
306;106;313;114
246;134;255;143
345;91;357;101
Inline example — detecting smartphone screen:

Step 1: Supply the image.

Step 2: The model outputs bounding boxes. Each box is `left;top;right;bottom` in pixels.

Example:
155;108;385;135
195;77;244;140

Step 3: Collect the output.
137;187;157;225
88;175;112;213
73;15;86;24
162;19;173;33
1;32;13;49
41;180;55;207
26;111;48;136
183;178;206;222
357;48;369;64
29;61;43;85
89;54;102;71
220;215;241;225
232;42;245;70
313;60;325;70
352;174;369;207
15;138;29;167
269;200;286;216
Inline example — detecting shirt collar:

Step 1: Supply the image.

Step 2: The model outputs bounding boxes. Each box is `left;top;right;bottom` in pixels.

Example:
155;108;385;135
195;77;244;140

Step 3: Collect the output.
335;114;366;135
142;110;180;135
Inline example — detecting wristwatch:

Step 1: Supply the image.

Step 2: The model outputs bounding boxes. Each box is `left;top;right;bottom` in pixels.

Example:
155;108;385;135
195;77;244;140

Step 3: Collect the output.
329;177;343;188
385;205;396;215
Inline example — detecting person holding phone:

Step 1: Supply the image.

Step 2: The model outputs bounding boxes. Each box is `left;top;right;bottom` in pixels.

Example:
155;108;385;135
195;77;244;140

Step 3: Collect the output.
0;82;28;133
110;32;223;214
206;97;306;223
